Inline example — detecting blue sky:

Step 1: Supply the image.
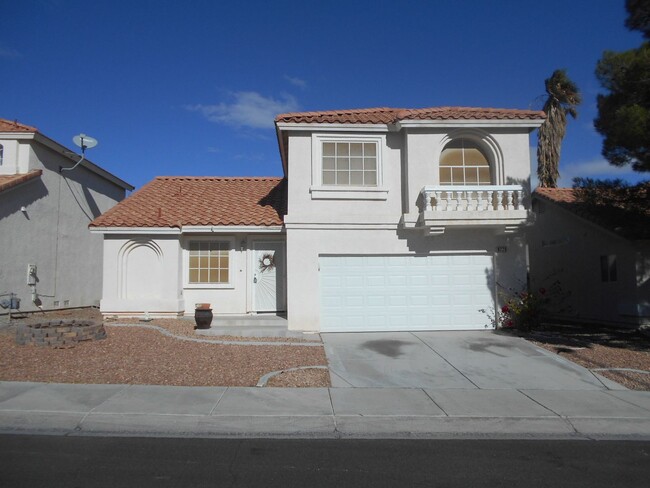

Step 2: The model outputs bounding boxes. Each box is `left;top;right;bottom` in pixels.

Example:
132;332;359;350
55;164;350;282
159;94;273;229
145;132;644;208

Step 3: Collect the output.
2;0;646;190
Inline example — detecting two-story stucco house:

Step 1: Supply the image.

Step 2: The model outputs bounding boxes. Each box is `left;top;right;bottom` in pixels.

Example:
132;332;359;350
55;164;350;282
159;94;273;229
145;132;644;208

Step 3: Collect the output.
0;118;133;315
90;106;545;332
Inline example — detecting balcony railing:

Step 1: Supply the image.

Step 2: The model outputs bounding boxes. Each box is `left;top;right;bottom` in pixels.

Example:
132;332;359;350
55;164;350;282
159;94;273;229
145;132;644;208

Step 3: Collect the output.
421;185;525;212
415;185;529;234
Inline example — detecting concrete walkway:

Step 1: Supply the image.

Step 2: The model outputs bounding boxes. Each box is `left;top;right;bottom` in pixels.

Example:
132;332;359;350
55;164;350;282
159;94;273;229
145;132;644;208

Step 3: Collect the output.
1;381;650;439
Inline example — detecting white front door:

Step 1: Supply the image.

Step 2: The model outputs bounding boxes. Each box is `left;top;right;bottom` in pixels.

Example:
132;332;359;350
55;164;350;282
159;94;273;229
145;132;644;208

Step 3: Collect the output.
252;241;286;312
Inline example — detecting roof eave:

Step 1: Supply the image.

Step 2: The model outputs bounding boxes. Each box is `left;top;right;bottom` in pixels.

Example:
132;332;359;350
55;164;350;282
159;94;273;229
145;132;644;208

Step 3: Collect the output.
88;226;182;235
0;170;43;195
31;133;134;191
90;225;285;235
396;119;545;130
275;122;391;132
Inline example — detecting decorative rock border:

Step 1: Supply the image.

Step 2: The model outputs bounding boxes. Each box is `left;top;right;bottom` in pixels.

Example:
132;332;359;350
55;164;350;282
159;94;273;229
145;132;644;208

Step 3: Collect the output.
15;320;107;348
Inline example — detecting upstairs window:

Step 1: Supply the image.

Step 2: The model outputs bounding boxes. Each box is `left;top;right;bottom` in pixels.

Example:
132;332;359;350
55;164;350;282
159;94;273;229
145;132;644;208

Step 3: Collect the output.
0;144;3;166
322;141;377;186
440;139;491;185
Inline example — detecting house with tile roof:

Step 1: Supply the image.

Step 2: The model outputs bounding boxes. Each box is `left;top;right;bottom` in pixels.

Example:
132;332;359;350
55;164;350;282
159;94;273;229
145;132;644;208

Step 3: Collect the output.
528;185;649;326
90;106;545;331
0;118;133;315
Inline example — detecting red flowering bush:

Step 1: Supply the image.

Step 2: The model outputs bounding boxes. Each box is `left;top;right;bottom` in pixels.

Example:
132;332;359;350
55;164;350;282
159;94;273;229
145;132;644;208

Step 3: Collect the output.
481;280;570;331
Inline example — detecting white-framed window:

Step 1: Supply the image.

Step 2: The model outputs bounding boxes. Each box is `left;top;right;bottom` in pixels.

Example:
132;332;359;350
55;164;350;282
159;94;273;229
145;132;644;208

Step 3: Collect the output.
600;255;617;282
310;133;387;200
0;144;3;166
322;141;377;186
184;238;234;288
439;138;491;185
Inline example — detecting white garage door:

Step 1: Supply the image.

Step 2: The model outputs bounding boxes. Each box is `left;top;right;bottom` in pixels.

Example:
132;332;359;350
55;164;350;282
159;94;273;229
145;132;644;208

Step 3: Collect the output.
320;255;494;332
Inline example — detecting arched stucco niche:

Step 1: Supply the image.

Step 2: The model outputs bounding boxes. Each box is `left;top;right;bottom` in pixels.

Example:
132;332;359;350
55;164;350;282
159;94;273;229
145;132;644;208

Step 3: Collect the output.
436;129;505;184
117;240;164;300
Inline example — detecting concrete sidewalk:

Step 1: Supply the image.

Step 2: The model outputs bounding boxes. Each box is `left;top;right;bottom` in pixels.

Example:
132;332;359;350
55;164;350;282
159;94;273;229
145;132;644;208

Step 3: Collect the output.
1;381;650;440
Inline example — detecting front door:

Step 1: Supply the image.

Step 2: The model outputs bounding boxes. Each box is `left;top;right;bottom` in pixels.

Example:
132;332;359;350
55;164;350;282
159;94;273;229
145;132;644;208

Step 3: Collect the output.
252;241;286;312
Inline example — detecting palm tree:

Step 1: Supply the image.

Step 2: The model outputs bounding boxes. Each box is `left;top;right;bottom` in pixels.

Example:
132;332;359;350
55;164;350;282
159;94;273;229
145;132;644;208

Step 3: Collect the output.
537;69;581;187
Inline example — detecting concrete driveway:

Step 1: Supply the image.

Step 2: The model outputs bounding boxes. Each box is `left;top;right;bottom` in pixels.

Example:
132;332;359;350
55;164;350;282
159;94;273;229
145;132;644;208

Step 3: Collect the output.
322;331;623;390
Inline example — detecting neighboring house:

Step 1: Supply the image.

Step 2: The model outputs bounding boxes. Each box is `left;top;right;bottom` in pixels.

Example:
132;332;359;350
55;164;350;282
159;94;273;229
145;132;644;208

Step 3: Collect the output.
529;186;650;326
91;106;544;332
0;118;133;314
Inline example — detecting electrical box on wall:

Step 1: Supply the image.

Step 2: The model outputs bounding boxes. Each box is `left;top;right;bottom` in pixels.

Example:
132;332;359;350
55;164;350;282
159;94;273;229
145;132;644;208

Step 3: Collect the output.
27;264;37;285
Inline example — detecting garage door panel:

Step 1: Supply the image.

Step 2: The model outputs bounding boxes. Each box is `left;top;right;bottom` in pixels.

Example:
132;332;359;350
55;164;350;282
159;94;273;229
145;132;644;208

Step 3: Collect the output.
320;254;493;332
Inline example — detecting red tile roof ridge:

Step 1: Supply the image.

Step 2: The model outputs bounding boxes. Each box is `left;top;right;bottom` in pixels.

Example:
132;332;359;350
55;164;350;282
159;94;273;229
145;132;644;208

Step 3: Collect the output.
0;118;39;132
154;176;284;181
275;106;397;120
275;106;545;124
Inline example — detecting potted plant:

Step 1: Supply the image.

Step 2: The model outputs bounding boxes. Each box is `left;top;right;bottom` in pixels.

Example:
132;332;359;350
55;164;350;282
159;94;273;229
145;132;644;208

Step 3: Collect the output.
194;303;213;329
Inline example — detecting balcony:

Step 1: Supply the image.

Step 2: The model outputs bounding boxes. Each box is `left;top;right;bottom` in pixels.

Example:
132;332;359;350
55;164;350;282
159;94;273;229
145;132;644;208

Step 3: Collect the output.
416;185;529;235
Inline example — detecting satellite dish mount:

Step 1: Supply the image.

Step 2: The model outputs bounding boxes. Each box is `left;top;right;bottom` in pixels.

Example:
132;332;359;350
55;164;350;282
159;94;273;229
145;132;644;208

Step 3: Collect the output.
60;133;99;173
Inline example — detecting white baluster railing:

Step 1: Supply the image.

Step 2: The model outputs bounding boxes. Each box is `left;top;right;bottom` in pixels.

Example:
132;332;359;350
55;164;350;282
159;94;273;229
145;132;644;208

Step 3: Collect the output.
421;185;525;213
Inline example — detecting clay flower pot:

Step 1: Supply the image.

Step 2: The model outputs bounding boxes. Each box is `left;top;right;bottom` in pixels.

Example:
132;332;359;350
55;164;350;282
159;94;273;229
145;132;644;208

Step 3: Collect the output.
194;304;213;329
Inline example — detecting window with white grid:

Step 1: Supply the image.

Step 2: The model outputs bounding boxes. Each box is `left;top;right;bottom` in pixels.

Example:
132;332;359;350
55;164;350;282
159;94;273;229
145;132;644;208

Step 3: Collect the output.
439;139;491;185
322;141;378;186
188;241;230;284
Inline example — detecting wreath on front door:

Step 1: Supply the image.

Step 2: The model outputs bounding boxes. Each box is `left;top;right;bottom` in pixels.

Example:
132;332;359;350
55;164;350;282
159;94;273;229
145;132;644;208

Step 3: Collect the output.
258;253;275;273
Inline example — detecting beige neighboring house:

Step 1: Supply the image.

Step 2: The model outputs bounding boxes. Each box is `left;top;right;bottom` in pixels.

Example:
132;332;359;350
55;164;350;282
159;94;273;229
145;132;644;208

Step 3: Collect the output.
529;186;650;326
0;118;133;315
91;106;545;332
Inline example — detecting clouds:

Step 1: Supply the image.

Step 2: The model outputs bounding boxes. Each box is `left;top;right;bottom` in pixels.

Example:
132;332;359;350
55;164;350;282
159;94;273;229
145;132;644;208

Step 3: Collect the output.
529;147;641;188
283;75;307;89
0;45;21;58
187;91;299;129
559;157;640;186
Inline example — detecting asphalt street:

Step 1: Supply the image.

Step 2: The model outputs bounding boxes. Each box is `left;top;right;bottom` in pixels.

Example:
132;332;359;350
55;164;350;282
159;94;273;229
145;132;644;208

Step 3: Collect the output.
1;436;649;487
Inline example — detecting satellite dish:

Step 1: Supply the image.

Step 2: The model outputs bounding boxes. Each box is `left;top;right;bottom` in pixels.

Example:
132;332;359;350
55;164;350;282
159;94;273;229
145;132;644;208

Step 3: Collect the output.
60;133;99;173
72;133;98;152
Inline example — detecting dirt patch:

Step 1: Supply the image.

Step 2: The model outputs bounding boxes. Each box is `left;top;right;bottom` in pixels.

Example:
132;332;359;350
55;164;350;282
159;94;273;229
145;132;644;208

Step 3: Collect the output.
0;308;329;387
522;324;650;391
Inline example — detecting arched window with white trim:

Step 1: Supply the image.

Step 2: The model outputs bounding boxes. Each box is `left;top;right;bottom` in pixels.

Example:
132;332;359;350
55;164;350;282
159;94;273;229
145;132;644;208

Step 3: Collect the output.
439;138;491;185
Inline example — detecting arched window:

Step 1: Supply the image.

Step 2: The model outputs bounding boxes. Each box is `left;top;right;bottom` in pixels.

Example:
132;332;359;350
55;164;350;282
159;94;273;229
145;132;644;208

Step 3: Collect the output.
0;144;3;166
439;138;491;185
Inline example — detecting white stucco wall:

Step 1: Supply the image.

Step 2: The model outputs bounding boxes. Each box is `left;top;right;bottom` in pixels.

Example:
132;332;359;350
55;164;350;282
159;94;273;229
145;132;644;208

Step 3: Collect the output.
100;235;184;315
528;198;650;326
282;124;535;331
99;232;286;317
0;139;128;313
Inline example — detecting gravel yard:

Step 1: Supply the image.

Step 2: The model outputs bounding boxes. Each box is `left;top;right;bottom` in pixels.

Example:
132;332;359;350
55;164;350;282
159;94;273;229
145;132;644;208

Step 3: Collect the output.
3;308;649;391
524;324;650;390
0;308;330;387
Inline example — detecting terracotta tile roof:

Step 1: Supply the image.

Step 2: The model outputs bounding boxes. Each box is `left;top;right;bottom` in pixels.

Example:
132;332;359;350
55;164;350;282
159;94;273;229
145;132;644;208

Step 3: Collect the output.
90;177;287;228
534;185;650;240
275;106;545;124
0;118;38;132
0;170;42;194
